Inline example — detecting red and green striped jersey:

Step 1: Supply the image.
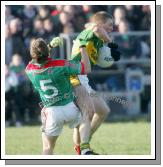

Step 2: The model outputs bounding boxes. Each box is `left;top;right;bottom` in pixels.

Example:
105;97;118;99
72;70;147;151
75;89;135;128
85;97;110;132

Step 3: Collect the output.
26;58;84;107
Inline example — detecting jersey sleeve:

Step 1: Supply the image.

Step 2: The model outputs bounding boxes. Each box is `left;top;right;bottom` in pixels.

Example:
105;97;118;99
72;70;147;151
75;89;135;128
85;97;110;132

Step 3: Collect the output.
64;60;85;75
77;29;94;47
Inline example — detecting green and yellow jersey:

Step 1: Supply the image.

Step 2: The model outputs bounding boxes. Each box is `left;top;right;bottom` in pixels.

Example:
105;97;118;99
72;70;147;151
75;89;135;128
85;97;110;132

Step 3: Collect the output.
71;23;104;65
70;23;104;87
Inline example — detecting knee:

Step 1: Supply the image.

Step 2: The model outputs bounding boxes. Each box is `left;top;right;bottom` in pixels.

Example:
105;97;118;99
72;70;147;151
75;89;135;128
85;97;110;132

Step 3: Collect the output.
105;106;111;115
82;105;94;121
88;108;94;120
97;106;110;119
81;110;92;122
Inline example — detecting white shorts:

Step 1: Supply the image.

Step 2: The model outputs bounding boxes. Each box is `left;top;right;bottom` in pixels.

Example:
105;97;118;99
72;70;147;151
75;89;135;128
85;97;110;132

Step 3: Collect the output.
78;75;93;94
41;102;81;136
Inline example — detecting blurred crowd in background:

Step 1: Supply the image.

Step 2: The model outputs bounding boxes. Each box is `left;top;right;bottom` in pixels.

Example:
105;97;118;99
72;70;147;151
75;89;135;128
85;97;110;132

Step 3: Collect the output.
5;5;151;127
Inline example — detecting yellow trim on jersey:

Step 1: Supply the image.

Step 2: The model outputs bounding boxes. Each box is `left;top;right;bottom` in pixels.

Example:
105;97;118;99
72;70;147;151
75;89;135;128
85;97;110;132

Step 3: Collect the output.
86;41;98;64
70;75;81;87
71;40;98;65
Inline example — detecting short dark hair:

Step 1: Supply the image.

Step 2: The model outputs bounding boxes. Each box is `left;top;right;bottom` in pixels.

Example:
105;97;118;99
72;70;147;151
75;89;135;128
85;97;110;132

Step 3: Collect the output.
30;38;49;63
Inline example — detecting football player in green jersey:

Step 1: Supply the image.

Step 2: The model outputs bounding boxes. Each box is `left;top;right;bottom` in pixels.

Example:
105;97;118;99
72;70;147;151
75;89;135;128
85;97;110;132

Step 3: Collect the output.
26;37;95;155
70;11;121;154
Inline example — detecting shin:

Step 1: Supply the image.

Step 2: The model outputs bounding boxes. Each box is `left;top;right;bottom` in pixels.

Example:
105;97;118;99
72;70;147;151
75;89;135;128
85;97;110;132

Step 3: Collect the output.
90;96;110;137
42;133;58;155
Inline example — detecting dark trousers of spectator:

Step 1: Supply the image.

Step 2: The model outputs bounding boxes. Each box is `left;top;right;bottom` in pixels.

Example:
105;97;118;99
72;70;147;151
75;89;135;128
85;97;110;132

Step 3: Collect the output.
5;90;22;124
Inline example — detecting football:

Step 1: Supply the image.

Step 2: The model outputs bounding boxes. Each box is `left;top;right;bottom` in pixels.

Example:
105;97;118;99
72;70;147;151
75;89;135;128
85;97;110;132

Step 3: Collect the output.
96;45;114;68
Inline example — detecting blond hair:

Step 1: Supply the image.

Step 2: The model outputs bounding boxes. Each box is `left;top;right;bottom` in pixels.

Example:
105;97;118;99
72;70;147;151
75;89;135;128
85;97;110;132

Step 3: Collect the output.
91;11;113;24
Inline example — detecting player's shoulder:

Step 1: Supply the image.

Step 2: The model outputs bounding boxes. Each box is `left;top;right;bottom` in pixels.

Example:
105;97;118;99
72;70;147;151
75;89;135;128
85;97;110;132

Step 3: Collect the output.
26;59;68;71
25;61;37;72
48;59;67;67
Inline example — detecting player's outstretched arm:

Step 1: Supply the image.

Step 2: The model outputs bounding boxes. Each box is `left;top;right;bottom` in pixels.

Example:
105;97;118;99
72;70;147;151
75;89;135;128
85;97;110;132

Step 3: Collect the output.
80;47;91;74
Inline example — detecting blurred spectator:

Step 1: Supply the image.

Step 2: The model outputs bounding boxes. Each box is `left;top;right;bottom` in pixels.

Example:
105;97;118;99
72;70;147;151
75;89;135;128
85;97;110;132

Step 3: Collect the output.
42;17;61;65
55;5;64;11
5;4;150;67
33;16;45;37
63;5;76;19
10;53;40;124
23;5;37;19
9;18;22;36
118;19;130;33
9;5;24;19
57;11;73;33
9;18;28;61
63;22;75;34
113;6;127;31
9;54;27;124
5;6;14;23
9;54;26;84
37;5;51;20
22;82;41;124
115;19;141;59
125;5;143;30
74;12;87;32
64;5;87;32
82;5;93;21
23;6;36;39
5;64;18;97
140;5;151;30
59;11;72;25
43;17;55;39
5;24;13;65
50;5;64;24
5;64;22;127
22;8;36;58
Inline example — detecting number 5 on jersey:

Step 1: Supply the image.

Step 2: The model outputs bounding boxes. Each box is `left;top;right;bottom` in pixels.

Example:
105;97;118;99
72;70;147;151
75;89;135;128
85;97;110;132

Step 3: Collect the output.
40;79;58;99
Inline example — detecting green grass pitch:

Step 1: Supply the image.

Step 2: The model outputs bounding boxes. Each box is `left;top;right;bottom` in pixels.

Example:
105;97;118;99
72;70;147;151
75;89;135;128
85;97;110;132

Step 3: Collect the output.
5;122;151;155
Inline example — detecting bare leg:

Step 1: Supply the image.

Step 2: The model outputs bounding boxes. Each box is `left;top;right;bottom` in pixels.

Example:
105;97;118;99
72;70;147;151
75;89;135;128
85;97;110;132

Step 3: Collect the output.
90;95;110;138
73;112;91;155
79;111;91;144
73;127;80;145
73;85;94;145
73;85;95;154
73;91;110;146
42;133;58;155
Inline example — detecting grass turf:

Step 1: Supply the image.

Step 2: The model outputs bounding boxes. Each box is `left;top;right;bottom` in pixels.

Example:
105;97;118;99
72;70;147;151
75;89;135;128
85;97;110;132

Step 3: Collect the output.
5;122;151;155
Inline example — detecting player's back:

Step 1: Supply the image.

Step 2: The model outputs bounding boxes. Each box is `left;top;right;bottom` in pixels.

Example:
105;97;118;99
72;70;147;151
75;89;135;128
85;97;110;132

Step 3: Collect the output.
26;59;74;107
